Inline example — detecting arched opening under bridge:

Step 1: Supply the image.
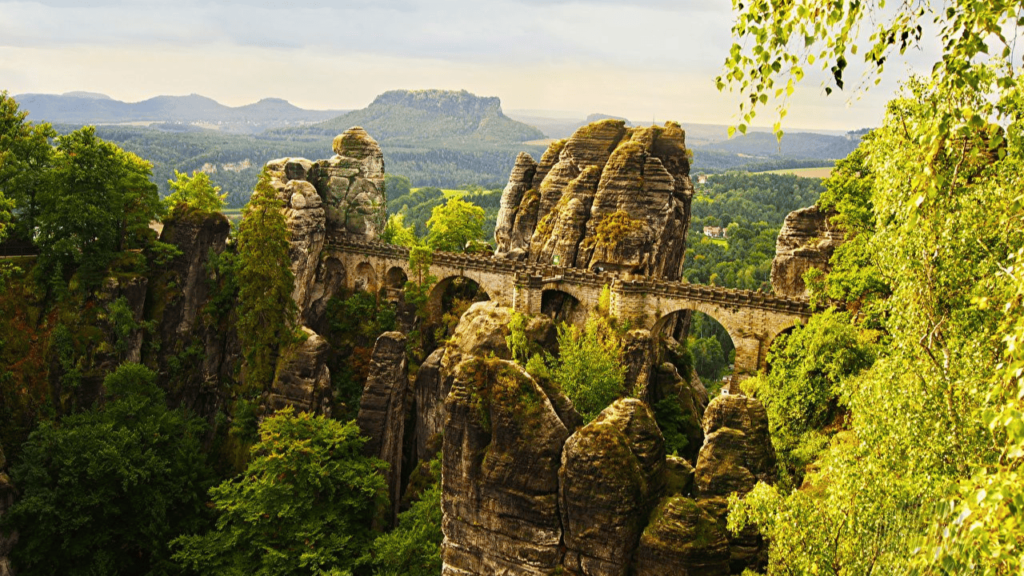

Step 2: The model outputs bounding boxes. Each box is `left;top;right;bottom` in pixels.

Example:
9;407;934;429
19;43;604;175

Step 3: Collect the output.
354;262;378;294
654;309;736;397
427;275;491;336
541;289;587;326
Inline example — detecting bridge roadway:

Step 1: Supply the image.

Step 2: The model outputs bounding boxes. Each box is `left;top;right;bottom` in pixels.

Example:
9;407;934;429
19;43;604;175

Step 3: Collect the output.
325;236;812;380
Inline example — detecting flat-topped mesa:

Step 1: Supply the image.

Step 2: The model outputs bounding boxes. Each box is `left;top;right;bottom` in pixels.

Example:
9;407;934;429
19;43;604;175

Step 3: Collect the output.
494;119;694;281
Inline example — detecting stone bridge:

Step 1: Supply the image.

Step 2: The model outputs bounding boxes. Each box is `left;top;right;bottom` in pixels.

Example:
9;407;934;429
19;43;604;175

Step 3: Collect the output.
326;237;812;380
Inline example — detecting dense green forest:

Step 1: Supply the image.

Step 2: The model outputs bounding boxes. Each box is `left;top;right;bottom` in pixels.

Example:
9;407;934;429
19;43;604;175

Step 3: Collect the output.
4;0;1024;570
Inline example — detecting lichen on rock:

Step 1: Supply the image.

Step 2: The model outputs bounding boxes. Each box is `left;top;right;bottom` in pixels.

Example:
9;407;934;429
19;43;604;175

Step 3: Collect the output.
632;496;730;576
559;398;665;576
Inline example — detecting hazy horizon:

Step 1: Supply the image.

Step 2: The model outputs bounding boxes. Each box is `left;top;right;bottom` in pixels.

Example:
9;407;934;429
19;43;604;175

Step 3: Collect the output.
1;0;941;132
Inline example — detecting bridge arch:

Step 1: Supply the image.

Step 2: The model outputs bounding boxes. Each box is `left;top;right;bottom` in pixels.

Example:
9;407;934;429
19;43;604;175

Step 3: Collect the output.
385;266;408;290
353;262;378;293
653;308;737;393
541;288;587;326
427;274;492;325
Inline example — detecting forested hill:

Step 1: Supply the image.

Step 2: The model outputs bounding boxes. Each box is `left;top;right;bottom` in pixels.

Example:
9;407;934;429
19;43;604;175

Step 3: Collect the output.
273;89;545;146
699;130;860;161
15;92;347;134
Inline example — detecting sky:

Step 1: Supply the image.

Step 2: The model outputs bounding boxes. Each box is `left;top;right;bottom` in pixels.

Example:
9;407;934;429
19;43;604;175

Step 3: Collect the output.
0;0;940;131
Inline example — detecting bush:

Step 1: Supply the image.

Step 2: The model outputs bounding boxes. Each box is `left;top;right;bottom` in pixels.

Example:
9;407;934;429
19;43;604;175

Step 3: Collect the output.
371;457;443;576
549;314;625;422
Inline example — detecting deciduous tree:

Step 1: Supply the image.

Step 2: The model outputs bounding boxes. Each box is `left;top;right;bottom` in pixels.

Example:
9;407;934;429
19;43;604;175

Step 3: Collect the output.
425;197;485;252
172;409;387;576
3;363;213;576
35;126;161;286
164;169;227;213
0;91;56;242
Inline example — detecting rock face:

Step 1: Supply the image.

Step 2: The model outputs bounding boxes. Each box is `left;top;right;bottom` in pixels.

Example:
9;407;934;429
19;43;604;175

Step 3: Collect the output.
695;394;776;497
633;496;731;576
694;393;777;572
268;327;333;415
321;128;386;238
412;348;447;463
356;332;409;526
438;301;514;382
250;128;387;416
263;161;327;315
771;205;844;298
494;120;694;280
441;357;570;575
147;206;237;416
559;399;664;576
653;363;705;463
621;329;654;398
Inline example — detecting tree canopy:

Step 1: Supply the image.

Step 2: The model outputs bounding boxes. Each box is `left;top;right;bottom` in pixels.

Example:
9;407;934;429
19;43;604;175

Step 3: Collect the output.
3;363;214;576
35;126;162;286
0;91;56;243
172;409;387;576
425;197;486;252
235;167;296;390
164;169;227;213
718;0;1024;139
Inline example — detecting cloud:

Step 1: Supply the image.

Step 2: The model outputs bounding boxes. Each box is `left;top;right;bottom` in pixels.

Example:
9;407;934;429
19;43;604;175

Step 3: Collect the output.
0;0;910;131
0;0;731;70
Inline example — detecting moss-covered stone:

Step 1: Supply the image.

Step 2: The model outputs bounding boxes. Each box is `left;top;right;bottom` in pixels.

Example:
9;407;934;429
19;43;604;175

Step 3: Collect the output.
632;496;730;576
559;398;665;576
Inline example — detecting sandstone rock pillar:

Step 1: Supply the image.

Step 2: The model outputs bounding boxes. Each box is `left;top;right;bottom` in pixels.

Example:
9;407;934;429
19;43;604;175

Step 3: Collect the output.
356;331;409;527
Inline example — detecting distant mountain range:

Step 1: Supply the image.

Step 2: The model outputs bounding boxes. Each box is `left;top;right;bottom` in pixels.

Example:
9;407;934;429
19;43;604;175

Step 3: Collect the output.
274;89;544;147
14;92;348;134
12;87;864;207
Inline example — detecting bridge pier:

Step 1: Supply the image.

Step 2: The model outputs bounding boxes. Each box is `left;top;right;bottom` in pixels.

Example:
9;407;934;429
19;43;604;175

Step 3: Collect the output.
731;336;767;386
513;274;543;316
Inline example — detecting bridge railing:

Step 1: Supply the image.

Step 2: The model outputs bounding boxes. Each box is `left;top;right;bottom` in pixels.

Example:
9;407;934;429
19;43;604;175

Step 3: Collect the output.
326;235;811;316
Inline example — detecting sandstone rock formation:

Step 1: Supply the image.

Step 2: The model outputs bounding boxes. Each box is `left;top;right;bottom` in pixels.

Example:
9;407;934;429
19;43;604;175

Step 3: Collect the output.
494;120;694;280
356;331;409;526
695;394;776;497
439;301;514;377
694;393;777;572
267;327;332;415
653;362;705;463
263;162;327;315
147;206;237;416
559;399;664;576
632;496;731;576
253;128;387;415
265;127;386;245
321;128;386;237
441;357;570;575
412;348;446;464
433;303;782;575
771;205;844;298
620;329;654;398
665;454;695;497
